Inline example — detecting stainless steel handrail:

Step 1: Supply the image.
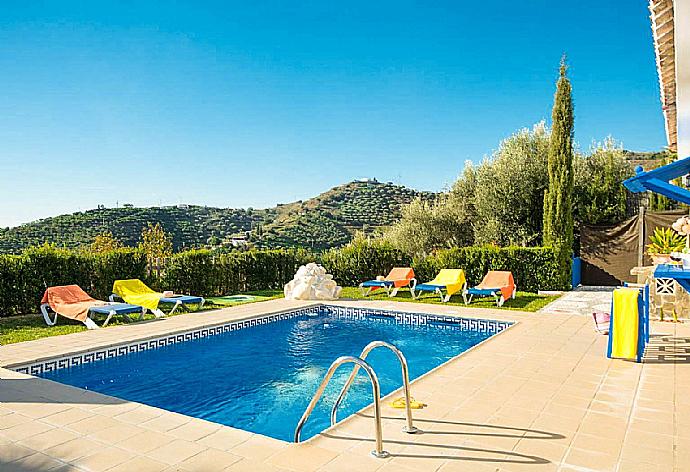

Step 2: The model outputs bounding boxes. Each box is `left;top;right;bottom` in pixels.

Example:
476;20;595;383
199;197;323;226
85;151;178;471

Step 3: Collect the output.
294;356;389;458
330;341;419;434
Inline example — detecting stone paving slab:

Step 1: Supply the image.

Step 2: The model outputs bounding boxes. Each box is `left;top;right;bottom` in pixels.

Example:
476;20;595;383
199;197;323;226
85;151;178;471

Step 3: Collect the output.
0;298;688;471
538;286;614;317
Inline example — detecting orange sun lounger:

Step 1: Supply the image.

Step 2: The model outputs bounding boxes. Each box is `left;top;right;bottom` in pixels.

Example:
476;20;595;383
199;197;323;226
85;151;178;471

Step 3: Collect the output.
359;267;416;297
41;285;146;329
463;271;516;307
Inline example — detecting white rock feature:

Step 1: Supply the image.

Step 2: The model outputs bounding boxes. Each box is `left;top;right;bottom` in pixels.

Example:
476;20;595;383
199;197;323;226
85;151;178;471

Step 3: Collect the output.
284;263;342;300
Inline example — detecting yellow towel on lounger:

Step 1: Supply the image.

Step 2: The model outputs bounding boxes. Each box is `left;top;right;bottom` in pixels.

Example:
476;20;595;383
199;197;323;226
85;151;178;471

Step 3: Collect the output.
610;288;639;360
428;269;466;296
112;279;162;312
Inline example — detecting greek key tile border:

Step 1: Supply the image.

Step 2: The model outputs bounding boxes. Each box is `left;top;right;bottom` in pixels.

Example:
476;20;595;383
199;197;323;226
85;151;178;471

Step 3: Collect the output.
324;306;512;333
13;305;510;376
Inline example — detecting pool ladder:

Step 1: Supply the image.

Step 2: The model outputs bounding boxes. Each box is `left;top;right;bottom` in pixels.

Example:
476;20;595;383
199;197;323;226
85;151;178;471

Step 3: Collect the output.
293;341;419;458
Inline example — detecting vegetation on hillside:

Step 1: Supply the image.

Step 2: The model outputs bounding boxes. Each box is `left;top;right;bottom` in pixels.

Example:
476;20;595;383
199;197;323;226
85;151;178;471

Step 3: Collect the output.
0;181;432;254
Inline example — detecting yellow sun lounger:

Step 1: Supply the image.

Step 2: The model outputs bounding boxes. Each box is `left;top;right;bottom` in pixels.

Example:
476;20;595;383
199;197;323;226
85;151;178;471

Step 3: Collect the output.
410;269;466;302
110;279;205;317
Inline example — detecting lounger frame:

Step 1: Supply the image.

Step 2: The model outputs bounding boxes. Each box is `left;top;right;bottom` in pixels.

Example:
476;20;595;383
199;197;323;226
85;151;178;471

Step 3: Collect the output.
40;303;146;330
358;279;417;298
462;287;517;307
410;281;467;303
109;294;205;316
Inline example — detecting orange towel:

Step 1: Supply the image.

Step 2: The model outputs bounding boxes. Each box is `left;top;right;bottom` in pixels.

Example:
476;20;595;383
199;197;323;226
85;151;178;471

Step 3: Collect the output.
41;285;108;322
385;267;415;288
476;271;515;301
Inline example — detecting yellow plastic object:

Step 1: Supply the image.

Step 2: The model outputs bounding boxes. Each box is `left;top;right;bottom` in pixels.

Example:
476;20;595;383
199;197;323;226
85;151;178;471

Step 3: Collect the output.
390;397;426;409
112;279;162;311
610;288;639;360
428;269;466;296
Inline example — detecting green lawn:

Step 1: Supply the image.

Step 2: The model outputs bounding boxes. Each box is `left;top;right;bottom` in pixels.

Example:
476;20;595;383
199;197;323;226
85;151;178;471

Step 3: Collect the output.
339;287;558;312
0;288;557;346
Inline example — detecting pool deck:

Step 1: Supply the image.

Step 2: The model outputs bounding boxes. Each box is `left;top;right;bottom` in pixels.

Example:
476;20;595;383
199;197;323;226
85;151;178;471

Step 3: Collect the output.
1;298;689;472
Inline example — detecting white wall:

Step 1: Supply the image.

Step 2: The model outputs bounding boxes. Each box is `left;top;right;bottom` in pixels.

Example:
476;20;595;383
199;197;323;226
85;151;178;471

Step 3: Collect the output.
677;0;690;158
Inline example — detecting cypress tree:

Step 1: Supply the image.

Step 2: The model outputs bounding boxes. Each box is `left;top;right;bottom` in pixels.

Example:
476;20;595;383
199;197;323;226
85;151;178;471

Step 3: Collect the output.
543;56;574;287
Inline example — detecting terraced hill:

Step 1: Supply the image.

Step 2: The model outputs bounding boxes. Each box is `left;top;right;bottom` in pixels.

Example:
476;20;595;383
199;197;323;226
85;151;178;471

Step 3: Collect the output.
0;180;434;253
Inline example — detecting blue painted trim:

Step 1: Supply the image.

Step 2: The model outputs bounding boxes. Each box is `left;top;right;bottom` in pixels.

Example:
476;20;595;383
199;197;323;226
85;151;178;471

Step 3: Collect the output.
623;155;690;204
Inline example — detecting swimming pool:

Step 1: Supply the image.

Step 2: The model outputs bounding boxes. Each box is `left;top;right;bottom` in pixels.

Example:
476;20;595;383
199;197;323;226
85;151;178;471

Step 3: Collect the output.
35;305;511;442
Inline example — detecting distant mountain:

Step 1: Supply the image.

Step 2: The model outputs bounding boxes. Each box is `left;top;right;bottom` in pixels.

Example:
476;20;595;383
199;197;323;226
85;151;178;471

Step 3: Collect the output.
0;180;434;253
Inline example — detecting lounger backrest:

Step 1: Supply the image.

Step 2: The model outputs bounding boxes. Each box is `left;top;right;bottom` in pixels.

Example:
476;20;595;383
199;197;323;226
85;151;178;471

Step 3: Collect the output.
41;285;94;305
431;269;466;286
477;271;514;289
112;279;155;297
385;267;414;281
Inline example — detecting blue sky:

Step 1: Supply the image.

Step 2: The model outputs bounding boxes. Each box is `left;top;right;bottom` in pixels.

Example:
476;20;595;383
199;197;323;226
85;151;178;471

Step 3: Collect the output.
0;1;666;227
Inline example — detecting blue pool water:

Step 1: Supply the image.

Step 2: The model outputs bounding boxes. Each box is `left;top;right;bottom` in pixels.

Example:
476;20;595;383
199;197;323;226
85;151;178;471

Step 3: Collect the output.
39;308;505;441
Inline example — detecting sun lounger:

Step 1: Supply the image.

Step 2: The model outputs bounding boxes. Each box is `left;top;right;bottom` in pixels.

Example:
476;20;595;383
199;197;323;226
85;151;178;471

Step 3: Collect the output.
463;271;516;307
41;285;145;329
110;279;205;316
359;267;416;297
410;269;466;302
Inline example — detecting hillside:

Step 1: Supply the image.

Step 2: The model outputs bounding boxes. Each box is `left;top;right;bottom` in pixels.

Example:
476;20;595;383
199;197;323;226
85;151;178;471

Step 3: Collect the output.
0;180;434;253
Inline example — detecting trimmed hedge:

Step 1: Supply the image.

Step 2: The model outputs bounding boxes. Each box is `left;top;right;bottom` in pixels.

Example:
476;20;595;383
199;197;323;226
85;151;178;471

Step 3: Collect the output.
321;242;411;287
420;246;563;293
162;249;312;296
0;245;147;316
0;243;565;317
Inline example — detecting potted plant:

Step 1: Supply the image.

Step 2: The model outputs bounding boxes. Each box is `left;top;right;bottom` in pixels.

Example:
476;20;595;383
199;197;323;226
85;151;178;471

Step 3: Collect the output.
671;216;690;267
646;227;685;265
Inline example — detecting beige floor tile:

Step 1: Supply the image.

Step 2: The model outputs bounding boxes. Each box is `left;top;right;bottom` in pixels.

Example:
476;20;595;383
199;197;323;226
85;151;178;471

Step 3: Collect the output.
66;415;120;435
18;428;79;451
267;444;339;472
0;443;36;463
0;413;34;430
105;455;169;472
141;412;192;433
177;447;243;471
116;430;176;454
44;437;104;462
113;406;164;424
7;452;65;471
230;435;287;461
42;408;95;427
146;439;207;465
314;452;383;472
3;420;54;441
562;447;618;472
197;427;253;451
224;458;289;472
70;446;134;472
88;422;147;443
167;419;221;441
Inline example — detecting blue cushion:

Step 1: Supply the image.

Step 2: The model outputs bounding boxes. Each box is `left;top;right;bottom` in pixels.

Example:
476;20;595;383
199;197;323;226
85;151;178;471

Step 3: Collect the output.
160;295;204;304
90;303;143;315
467;288;499;297
361;280;394;288
415;283;445;292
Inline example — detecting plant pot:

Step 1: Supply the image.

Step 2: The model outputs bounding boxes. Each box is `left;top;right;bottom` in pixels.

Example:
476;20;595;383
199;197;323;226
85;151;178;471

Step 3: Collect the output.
651;254;673;265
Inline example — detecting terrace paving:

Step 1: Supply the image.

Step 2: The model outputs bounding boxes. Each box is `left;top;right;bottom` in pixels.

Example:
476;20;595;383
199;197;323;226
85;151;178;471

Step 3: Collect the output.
0;297;689;471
